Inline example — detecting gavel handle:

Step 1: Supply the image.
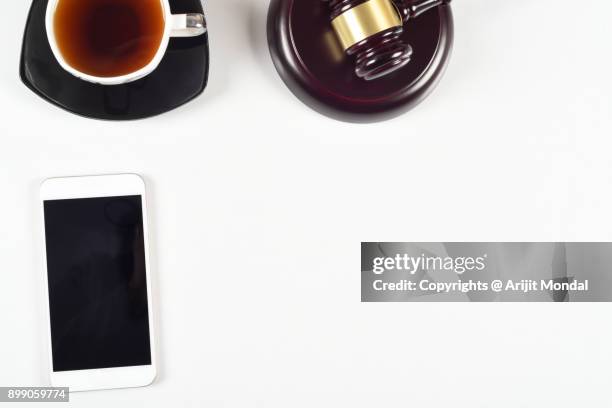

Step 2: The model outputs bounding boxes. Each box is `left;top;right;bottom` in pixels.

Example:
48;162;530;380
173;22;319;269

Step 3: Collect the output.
393;0;451;23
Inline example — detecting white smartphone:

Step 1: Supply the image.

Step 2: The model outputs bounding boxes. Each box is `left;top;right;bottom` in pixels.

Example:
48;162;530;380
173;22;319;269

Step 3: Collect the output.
40;174;156;392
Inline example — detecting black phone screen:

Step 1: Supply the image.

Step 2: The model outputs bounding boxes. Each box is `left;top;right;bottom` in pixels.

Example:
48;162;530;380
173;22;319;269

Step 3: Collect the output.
43;195;152;372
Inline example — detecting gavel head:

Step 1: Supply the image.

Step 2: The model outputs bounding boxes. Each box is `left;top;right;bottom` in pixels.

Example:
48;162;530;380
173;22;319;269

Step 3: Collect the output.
324;0;412;81
324;0;449;81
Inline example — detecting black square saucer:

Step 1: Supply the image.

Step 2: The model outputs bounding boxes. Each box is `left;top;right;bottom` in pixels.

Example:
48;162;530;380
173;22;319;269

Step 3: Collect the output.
20;0;209;120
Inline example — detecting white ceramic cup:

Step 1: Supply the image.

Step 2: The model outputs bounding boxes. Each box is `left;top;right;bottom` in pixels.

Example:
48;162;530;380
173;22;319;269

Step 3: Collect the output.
46;0;207;85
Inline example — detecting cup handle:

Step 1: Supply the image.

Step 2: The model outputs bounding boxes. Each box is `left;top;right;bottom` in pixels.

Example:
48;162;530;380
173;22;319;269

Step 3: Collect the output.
170;13;207;37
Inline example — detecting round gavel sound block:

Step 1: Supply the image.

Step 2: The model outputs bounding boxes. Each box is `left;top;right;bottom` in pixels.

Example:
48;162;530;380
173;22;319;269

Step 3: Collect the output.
267;0;453;122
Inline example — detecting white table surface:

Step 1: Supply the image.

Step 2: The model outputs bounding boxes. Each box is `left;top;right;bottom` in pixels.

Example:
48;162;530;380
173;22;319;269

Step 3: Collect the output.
2;0;612;406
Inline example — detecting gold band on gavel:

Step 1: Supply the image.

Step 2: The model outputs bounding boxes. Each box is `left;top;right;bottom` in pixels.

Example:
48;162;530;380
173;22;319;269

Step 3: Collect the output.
331;0;402;50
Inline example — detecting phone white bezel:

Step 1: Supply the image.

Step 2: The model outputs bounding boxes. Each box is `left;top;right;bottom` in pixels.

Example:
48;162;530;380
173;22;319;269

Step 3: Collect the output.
40;174;157;392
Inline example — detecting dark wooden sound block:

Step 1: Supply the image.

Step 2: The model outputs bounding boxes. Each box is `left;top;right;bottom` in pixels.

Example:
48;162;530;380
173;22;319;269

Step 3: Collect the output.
267;0;453;123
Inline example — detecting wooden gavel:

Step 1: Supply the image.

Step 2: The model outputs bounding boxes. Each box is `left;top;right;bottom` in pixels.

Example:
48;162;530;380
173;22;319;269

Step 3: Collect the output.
324;0;451;80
